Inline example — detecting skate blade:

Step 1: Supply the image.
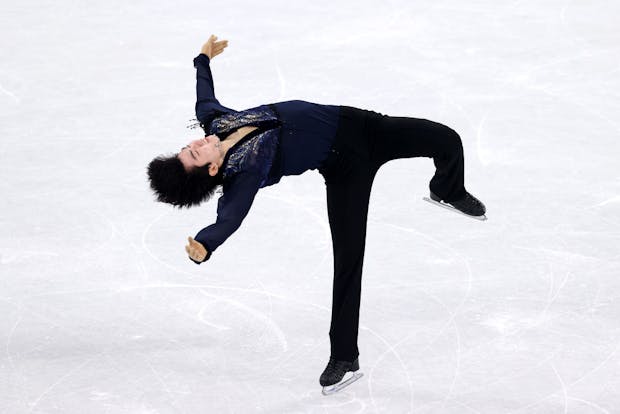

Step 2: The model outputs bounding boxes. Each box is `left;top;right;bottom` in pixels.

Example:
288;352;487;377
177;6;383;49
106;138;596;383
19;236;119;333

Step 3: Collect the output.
321;371;364;396
423;197;487;221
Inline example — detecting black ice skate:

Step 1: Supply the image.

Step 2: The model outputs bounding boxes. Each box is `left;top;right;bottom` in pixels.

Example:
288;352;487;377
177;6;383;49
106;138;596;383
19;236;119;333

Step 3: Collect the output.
320;356;364;395
423;191;487;221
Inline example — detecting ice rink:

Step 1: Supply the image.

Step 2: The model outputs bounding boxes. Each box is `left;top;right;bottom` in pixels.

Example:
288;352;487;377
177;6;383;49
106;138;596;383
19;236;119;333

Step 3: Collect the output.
1;0;619;412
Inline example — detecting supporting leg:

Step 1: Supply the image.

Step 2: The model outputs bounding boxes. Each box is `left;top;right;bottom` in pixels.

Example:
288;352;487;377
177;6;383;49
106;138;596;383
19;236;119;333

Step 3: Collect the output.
324;164;377;361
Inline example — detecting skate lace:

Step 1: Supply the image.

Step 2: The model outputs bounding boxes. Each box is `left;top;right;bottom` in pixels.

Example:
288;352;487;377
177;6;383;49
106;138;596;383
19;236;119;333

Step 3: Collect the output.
326;358;349;374
453;193;480;208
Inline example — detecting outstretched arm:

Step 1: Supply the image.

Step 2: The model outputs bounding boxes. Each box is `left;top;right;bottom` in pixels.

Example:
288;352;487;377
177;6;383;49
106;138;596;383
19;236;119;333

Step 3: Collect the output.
186;172;262;264
194;35;236;126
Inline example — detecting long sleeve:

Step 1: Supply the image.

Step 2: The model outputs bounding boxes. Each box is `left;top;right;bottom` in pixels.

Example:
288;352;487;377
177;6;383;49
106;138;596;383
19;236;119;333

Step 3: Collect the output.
193;53;236;126
193;172;262;262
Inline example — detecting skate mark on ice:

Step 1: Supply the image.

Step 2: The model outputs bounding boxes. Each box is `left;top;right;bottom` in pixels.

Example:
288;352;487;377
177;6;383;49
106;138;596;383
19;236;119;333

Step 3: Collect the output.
556;339;620;405
444;262;613;401
267;306;332;376
0;83;19;103
142;212;291;351
377;221;472;342
92;209;152;309
510;359;572;413
368;220;473;408
567;397;612;414
589;195;620;209
0;248;59;265
196;301;232;331
27;355;99;414
419;287;465;409
5;314;24;407
363;326;415;413
141;210;207;279
552;363;569;414
143;210;329;344
512;244;612;336
118;280;328;343
144;357;184;411
452;400;484;413
513;245;620;267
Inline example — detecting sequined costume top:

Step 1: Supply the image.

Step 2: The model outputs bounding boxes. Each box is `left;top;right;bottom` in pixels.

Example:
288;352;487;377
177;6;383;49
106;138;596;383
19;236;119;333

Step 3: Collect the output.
208;105;282;187
191;54;341;261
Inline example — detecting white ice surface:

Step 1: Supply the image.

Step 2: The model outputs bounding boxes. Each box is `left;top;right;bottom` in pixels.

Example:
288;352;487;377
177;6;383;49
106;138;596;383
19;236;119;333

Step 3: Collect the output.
1;0;620;413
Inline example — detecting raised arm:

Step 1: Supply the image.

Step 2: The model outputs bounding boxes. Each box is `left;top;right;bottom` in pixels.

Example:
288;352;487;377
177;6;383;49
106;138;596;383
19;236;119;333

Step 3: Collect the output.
194;35;236;126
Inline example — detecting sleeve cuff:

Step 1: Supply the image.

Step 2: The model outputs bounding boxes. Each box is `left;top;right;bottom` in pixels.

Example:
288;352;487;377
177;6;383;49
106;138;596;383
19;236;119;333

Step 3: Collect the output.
189;249;212;265
193;53;211;68
189;240;213;264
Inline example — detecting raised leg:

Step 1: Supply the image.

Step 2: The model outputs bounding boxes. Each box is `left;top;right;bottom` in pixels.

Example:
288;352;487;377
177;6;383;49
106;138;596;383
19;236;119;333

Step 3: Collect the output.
369;114;466;202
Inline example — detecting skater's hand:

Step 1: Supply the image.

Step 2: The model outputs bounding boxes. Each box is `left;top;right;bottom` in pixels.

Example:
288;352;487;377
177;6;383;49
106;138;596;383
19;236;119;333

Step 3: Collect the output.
186;236;208;263
200;34;228;60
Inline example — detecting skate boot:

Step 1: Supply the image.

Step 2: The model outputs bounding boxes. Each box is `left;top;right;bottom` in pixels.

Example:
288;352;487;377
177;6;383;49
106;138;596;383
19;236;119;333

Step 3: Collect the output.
424;190;487;220
320;356;364;395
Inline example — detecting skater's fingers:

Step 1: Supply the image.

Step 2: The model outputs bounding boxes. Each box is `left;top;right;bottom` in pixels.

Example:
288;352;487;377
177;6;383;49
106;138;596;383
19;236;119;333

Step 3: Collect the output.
186;244;197;255
187;238;196;251
188;248;205;261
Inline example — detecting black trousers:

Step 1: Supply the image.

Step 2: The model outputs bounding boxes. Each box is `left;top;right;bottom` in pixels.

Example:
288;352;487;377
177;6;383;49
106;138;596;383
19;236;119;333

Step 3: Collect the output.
318;106;466;361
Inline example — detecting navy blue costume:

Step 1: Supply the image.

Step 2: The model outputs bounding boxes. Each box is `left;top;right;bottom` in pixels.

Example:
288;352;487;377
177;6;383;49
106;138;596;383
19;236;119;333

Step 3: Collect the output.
190;53;468;363
192;53;341;257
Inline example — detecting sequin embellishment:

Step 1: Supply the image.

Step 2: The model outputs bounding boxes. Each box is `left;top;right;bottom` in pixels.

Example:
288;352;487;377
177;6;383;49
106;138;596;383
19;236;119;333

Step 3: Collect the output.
211;105;282;188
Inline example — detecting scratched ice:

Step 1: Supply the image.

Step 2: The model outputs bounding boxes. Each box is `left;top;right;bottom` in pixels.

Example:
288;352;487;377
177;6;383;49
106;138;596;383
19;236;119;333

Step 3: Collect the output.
1;0;619;413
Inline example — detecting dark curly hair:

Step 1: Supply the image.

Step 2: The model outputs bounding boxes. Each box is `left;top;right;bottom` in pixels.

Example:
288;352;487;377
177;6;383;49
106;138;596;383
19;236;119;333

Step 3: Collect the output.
147;153;224;208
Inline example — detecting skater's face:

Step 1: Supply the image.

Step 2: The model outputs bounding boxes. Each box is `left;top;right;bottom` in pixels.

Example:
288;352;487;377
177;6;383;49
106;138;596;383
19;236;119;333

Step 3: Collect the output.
178;134;222;176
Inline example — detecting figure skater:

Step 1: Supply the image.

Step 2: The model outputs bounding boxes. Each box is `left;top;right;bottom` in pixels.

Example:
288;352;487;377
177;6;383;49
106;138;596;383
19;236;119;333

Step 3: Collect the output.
147;35;486;395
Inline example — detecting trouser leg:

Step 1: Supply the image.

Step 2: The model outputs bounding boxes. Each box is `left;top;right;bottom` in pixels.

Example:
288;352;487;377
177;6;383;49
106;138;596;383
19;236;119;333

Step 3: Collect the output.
369;114;466;202
317;106;468;362
323;164;377;361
